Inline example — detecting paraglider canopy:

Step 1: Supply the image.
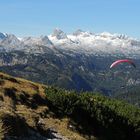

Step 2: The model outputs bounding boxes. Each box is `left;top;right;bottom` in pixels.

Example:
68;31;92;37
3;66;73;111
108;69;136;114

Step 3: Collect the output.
110;59;136;68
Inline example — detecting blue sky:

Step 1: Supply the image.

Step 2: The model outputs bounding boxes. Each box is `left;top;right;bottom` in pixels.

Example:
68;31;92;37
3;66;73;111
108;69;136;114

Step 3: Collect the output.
0;0;139;38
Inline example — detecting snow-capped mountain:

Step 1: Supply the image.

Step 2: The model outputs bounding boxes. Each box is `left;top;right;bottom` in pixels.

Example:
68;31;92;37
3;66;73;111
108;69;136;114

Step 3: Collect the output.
73;29;93;37
0;29;140;97
22;35;53;46
0;33;25;51
0;33;55;53
1;34;22;46
51;28;68;40
0;29;140;58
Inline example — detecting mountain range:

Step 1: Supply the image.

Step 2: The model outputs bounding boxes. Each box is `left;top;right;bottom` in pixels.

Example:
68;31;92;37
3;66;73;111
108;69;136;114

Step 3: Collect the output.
0;29;140;106
0;28;140;57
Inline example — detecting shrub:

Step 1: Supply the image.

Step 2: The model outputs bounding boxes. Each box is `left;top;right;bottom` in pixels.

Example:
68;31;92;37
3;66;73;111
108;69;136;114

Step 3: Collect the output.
45;87;140;140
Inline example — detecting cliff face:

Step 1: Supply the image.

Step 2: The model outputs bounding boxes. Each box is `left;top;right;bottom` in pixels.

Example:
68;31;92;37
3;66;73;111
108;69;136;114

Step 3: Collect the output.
0;72;86;140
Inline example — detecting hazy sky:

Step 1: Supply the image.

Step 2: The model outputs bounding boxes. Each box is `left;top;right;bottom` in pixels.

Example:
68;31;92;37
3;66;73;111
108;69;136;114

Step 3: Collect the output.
0;0;139;38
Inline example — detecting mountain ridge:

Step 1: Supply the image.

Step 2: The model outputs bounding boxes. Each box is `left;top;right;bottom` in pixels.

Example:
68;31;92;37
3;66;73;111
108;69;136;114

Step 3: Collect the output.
0;29;140;106
0;29;140;58
0;72;87;140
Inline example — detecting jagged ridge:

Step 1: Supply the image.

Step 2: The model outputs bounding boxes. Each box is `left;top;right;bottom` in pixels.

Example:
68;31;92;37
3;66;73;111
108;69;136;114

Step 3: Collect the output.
0;29;140;57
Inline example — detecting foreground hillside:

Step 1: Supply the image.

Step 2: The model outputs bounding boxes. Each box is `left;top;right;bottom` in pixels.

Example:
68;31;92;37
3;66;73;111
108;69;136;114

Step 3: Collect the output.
46;87;140;140
0;72;86;140
0;72;140;140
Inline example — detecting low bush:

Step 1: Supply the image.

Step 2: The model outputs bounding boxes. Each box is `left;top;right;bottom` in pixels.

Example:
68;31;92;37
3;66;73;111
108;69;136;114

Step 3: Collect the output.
45;87;140;140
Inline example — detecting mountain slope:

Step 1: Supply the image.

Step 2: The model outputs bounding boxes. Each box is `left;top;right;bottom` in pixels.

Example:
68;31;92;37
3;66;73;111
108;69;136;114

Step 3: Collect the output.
0;72;140;140
0;72;86;140
0;29;140;104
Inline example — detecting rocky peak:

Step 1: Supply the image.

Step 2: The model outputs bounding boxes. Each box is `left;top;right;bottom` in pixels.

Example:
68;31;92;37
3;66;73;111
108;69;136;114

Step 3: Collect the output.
51;28;68;39
0;33;22;47
40;35;53;46
0;32;6;40
73;29;85;36
73;29;93;37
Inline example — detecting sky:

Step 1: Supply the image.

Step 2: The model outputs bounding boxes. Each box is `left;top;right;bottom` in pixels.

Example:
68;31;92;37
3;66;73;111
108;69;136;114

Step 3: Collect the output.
0;0;139;38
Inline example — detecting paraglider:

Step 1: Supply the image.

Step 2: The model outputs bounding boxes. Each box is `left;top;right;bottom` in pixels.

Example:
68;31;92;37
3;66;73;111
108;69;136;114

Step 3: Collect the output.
110;59;136;68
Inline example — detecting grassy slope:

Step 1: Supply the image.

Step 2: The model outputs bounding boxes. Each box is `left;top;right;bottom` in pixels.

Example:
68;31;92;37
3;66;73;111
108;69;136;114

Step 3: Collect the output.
1;72;140;140
0;72;87;140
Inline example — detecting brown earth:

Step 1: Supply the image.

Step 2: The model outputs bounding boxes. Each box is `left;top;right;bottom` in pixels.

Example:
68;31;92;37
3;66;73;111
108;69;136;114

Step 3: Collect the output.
0;72;94;140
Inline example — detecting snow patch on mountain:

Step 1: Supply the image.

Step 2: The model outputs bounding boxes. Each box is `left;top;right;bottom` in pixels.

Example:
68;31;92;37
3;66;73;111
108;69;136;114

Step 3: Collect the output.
73;29;93;37
22;35;53;47
0;32;6;40
0;29;140;58
65;31;140;57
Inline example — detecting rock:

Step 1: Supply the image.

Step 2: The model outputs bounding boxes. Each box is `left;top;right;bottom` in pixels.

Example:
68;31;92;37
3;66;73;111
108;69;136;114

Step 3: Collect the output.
46;127;69;140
